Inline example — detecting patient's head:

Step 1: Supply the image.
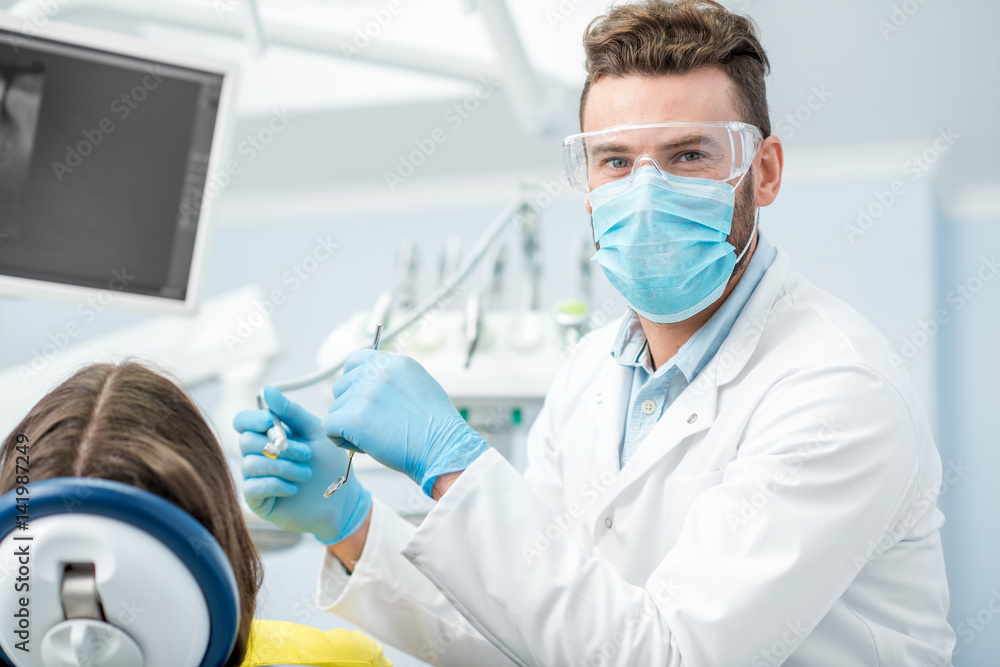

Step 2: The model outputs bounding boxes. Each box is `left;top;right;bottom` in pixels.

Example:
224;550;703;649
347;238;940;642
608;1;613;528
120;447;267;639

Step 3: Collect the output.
0;360;263;666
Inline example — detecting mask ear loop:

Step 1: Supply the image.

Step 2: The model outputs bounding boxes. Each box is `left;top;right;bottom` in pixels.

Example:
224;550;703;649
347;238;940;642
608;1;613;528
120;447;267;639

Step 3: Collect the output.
730;159;759;264
734;207;759;265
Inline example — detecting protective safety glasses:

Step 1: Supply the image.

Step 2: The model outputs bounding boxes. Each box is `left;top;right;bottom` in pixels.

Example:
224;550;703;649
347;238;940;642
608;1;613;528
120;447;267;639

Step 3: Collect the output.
563;121;764;193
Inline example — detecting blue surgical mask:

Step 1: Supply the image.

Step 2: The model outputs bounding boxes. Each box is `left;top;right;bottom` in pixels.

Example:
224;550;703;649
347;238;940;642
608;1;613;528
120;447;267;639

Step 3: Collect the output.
589;164;757;323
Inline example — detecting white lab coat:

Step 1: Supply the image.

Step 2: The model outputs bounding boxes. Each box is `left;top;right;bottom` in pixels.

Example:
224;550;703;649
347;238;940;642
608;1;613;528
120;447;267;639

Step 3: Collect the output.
317;247;955;666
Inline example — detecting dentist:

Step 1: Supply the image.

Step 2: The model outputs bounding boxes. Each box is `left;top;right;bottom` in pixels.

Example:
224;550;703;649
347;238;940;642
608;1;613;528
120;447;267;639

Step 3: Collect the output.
235;1;955;665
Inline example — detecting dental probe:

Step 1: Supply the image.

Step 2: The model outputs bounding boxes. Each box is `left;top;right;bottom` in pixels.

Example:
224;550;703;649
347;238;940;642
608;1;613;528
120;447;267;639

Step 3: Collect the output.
323;323;382;497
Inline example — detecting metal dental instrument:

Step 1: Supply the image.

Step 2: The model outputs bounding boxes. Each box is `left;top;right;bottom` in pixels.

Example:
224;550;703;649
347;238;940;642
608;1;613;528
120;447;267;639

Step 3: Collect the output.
363;240;417;341
440;235;462;284
255;198;531;465
392;238;420;313
262;413;289;460
465;242;505;368
323;323;382;498
464;292;481;368
517;196;542;311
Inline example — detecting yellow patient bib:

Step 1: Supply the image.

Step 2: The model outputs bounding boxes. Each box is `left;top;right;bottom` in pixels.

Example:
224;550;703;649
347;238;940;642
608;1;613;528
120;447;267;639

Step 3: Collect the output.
242;619;393;666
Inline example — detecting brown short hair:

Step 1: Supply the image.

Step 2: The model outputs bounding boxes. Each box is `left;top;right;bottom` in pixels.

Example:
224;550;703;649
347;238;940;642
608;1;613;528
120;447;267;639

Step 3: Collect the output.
0;361;263;667
580;0;771;136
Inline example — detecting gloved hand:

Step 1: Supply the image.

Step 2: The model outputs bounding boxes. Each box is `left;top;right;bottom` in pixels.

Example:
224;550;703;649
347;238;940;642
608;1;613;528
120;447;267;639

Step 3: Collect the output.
233;385;372;545
322;350;489;497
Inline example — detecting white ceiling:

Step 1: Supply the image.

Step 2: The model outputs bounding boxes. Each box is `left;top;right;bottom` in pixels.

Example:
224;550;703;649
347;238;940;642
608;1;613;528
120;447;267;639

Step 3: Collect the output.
2;0;996;222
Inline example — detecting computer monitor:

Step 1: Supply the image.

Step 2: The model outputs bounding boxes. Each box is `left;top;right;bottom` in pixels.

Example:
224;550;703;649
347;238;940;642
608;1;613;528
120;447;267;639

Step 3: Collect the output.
0;14;236;313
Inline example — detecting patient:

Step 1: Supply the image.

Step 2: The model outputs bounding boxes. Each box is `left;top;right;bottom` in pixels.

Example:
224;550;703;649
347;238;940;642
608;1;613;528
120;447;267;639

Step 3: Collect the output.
0;361;392;667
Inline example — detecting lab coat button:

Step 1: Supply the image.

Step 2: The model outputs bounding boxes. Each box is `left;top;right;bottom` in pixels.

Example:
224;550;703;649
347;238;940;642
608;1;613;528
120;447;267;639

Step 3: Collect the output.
641;399;656;415
595;392;604;404
687;413;698;424
604;516;613;529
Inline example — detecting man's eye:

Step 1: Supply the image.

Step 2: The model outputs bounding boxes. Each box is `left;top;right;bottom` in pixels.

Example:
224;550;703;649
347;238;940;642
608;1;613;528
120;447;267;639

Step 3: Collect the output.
678;151;703;162
606;157;629;169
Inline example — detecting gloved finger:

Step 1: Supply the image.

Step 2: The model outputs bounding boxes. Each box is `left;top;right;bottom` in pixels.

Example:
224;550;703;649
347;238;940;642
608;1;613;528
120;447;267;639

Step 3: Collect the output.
244;493;275;516
262;385;322;438
243;475;298;502
240;430;271;456
242;454;313;483
332;357;395;407
341;348;380;375
327;380;361;414
322;408;364;453
276;439;311;463
240;430;314;463
233;409;274;435
330;362;367;400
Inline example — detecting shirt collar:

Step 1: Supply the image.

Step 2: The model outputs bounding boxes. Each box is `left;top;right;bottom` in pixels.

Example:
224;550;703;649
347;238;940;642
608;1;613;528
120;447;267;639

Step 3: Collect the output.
609;232;777;381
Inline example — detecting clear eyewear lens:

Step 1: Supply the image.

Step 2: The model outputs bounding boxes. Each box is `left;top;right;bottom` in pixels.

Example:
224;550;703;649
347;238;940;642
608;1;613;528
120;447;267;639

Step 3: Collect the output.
563;123;762;192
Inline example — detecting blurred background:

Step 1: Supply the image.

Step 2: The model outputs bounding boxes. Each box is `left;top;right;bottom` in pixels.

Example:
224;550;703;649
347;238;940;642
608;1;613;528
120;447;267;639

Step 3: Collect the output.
0;0;996;665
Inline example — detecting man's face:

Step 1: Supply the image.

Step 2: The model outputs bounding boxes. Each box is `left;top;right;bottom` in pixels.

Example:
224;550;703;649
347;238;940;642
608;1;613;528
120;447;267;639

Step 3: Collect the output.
581;67;758;263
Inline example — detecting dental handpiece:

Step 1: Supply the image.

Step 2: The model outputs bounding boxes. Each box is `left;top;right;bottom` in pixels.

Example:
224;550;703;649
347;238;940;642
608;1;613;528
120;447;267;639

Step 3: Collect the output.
323;323;383;498
262;423;288;460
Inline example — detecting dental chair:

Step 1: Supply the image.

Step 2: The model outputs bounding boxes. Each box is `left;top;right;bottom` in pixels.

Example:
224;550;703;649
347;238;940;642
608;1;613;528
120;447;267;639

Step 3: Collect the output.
0;478;243;667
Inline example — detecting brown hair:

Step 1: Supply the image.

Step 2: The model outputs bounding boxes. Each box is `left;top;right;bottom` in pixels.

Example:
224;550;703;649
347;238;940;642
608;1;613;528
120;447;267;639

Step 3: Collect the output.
0;361;263;667
580;0;771;136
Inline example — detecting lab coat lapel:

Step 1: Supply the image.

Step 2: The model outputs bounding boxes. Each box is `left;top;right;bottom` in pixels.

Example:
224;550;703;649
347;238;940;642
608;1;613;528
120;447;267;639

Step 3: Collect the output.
587;248;793;514
615;366;719;485
587;372;719;525
581;356;633;477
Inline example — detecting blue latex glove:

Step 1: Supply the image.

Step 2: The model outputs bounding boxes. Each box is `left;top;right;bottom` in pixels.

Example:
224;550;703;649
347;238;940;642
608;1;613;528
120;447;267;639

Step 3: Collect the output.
322;350;489;497
233;385;372;545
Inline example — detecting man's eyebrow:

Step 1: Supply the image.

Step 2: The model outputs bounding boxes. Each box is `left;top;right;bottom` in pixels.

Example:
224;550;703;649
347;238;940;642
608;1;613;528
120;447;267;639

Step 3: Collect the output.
588;141;631;157
587;133;722;156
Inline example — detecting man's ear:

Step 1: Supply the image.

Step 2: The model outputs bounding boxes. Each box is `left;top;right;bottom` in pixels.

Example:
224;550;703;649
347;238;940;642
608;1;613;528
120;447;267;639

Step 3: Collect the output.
584;193;592;215
753;135;783;207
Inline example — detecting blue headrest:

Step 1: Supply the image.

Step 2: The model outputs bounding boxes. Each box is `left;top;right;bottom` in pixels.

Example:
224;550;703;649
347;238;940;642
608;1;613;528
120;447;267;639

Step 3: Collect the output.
0;477;239;667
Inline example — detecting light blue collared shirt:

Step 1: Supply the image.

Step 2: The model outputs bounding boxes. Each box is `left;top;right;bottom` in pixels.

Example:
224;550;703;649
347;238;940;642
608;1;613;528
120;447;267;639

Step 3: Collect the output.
610;233;776;467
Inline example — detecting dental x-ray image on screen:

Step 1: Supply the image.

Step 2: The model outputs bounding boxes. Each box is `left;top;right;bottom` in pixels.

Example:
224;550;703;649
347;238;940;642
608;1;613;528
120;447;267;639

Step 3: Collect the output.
0;65;44;209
